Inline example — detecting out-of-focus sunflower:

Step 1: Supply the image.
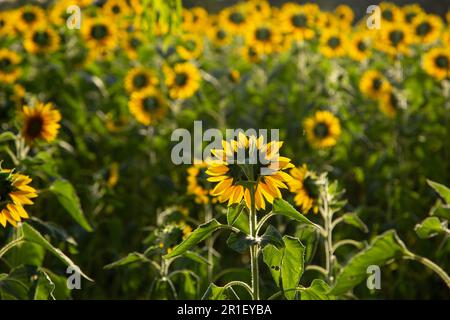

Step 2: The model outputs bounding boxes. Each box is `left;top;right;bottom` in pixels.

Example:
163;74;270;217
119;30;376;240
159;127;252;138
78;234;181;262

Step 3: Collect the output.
411;14;443;45
241;44;261;63
246;22;281;55
219;5;252;35
279;4;315;42
288;164;319;214
208;25;232;47
102;0;131;21
182;7;209;34
376;23;412;56
422;47;450;81
107;162;120;188
319;30;347;58
0;49;21;84
81;17;117;57
24;25;60;54
50;0;76;27
359;70;392;99
124;66;158;94
246;0;272;21
22;102;61;143
129;87;166;126
121;30;144;60
176;34;203;60
0;11;14;37
378;90;399;118
334;4;354;26
15;5;45;32
206;133;293;210
379;2;404;23
304;111;341;149
228;69;241;83
314;12;339;30
402;4;424;25
187;162;214;205
348;33;372;62
164;62;201;100
0;168;37;228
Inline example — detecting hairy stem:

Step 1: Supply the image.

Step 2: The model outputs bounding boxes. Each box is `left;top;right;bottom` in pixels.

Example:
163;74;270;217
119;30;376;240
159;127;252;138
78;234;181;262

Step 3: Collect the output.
249;184;260;300
404;254;450;289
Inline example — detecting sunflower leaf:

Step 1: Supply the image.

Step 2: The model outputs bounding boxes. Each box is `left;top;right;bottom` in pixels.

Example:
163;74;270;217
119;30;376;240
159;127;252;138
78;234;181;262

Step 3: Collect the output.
272;198;318;228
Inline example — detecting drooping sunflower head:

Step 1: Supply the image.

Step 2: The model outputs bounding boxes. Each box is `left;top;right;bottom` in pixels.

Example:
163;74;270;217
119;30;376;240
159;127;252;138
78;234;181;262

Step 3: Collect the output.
24;25;60;54
319;30;347;58
0;167;37;228
348;34;372;62
377;22;412;56
206;133;293;210
422;47;450;81
0;49;21;84
359;70;392;99
128;87;166;126
164;62;201;100
176;34;204;60
304;111;341;149
288;164;319;214
124;66;158;94
22;102;61;143
187;162;215;205
411;14;443;45
15;5;45;32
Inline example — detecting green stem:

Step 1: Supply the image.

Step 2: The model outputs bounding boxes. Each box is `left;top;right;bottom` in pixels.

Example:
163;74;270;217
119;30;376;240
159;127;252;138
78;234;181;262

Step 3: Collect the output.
320;181;334;284
404;254;450;289
205;203;213;282
249;184;260;300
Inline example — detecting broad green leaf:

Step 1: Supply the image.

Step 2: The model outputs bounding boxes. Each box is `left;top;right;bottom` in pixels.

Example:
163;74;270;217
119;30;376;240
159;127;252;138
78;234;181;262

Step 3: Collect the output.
260;225;284;249
281;236;305;300
0;132;16;143
49;180;93;232
415;217;445;239
262;244;283;288
202;283;238;300
21;223;93;281
232;208;250;234
301;279;335;300
341;213;369;233
33;270;55;300
227;202;245;226
164;219;227;259
331;230;407;295
427;179;450;204
430;200;450;220
0;269;29;300
104;252;151;269
295;225;319;264
6;241;45;268
272;198;317;227
227;232;255;253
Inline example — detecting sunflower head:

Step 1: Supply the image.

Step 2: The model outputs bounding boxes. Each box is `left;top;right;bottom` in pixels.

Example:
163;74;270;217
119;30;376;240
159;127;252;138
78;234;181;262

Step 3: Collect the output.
320;30;347;58
411;14;443;45
128;87;166;126
335;5;354;25
379;2;404;23
187;162;214;205
15;5;45;32
208;25;232;47
125;67;158;94
24;25;60;54
246;22;281;55
176;34;204;60
220;6;251;35
206;133;293;210
279;5;315;42
288;165;319;214
378;90;400;118
164;62;201;100
377;22;412;56
304;111;341;149
22;102;61;143
348;34;371;62
422;47;450;81
359;70;392;99
82;17;117;56
402;4;424;24
0;167;37;228
0;49;21;84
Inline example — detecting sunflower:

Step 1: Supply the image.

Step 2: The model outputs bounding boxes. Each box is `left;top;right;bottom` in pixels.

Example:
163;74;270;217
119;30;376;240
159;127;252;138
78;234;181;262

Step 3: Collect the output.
348;33;372;62
304;111;341;149
102;0;131;20
187;162;214;205
128;87;166;126
182;7;209;34
206;133;293;210
377;22;413;56
22;102;61;143
241;44;261;63
402;4;424;25
24;25;60;54
121;30;144;60
208;25;232;47
228;69;241;83
246;0;272;21
0;49;21;84
176;34;203;60
411;14;443;45
219;5;251;35
314;12;339;30
422;47;450;81
15;5;45;33
335;4;354;26
245;22;281;55
0;11;13;37
81;17;117;57
359;70;392;99
107;162;120;188
379;2;404;23
288;165;319;214
0;168;37;228
164;62;201;100
278;4;315;42
319;30;347;58
378;90;399;118
124;66;158;94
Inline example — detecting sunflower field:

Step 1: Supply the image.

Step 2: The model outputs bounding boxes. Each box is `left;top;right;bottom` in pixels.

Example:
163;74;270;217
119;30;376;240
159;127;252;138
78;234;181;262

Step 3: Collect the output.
0;0;449;301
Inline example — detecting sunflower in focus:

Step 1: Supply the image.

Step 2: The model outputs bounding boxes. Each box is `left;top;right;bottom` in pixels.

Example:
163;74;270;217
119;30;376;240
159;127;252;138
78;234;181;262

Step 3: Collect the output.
187;162;214;205
219;5;252;35
288;164;319;214
377;22;412;56
15;5;45;32
124;66;158;94
246;22;281;55
0;49;21;84
422;47;450;81
319;30;347;58
411;14;443;45
0;168;37;228
22;102;61;143
304;111;341;149
128;87;166;126
164;62;201;100
176;34;204;60
359;70;392;100
24;25;60;54
81;17;117;57
206;133;293;210
348;34;372;62
279;4;315;42
378;90;399;118
379;2;404;23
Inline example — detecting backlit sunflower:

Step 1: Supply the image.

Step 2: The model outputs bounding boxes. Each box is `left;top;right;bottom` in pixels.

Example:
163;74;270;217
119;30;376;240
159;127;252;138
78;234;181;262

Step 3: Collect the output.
0;168;37;228
187;162;214;205
376;23;412;56
124;66;158;94
319;30;347;58
128;87;166;126
206;133;293;210
219;5;251;35
15;5;45;33
279;4;315;42
246;22;281;55
348;34;372;62
422;47;450;81
288;165;319;214
359;70;392;100
24;25;60;54
22;102;61;143
164;62;201;100
176;34;203;60
411;14;443;45
379;2;404;23
0;49;21;84
81;17;117;57
304;111;341;149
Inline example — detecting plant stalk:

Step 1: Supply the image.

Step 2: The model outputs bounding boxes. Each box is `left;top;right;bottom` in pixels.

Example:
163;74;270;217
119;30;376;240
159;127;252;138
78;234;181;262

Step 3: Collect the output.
249;184;260;300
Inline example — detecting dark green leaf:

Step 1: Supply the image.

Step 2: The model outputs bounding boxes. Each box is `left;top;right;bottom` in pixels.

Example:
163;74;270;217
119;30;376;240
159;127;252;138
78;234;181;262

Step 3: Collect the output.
415;217;446;239
260;225;284;249
281;236;305;300
272;198;317;227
